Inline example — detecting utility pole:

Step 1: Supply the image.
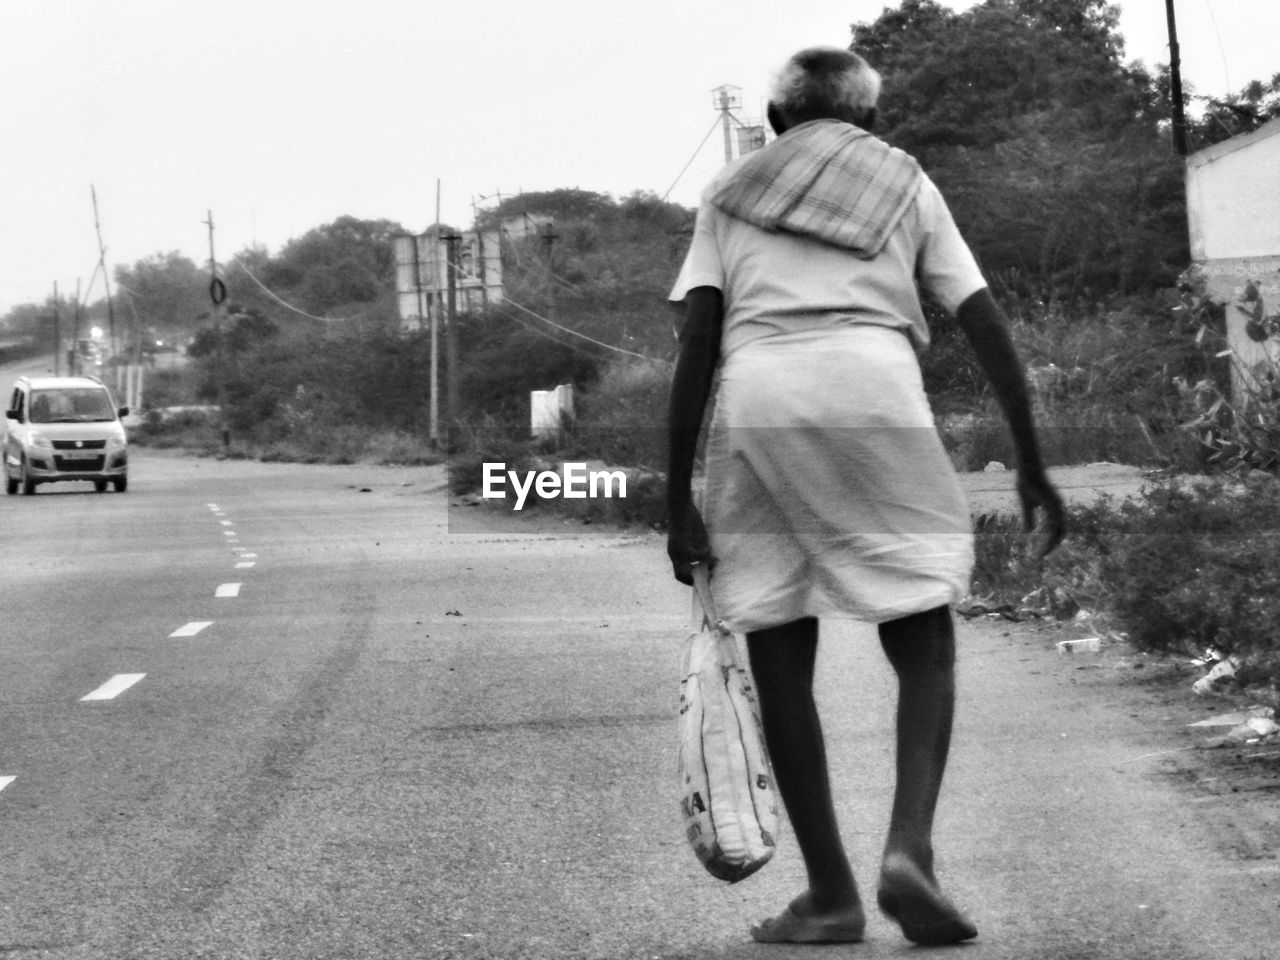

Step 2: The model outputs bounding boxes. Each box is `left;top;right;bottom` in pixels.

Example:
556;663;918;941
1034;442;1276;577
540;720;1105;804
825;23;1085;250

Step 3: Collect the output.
539;221;558;319
430;182;443;451
51;282;61;376
410;233;438;451
471;196;489;311
1165;0;1189;156
71;279;82;376
713;85;742;163
90;184;118;359
205;210;231;454
443;231;461;452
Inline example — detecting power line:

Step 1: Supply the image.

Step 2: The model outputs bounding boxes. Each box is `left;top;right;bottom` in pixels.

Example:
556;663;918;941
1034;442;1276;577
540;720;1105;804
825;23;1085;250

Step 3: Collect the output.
502;303;602;360
230;254;367;323
436;254;666;363
497;290;666;363
1202;0;1231;93
498;293;668;364
663;116;723;201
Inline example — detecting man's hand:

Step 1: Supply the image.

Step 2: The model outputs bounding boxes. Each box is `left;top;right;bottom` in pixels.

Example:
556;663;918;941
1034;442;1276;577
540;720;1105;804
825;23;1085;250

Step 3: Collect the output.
667;500;715;585
1017;469;1066;561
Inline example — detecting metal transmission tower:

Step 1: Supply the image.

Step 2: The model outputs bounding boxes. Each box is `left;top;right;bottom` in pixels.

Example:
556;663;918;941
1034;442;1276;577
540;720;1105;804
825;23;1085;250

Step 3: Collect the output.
713;85;742;163
712;84;767;164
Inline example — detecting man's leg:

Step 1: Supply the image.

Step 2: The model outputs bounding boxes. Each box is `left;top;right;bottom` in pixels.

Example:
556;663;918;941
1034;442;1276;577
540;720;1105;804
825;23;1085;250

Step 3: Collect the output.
744;617;863;943
876;604;977;945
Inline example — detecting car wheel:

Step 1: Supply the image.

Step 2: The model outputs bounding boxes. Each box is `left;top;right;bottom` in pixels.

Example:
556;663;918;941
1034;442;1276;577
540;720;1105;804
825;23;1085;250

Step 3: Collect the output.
94;479;108;493
4;470;16;495
20;458;36;495
112;475;127;493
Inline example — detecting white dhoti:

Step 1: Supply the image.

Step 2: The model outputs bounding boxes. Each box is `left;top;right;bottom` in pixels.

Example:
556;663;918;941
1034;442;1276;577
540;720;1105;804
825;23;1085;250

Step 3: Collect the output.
702;325;974;632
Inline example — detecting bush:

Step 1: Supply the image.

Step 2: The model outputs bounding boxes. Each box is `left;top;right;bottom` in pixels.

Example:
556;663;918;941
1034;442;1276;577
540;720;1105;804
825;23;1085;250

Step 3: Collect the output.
141;366;201;408
129;409;223;452
1171;268;1280;472
930;290;1207;471
567;358;669;470
250;425;440;465
447;416;541;496
1101;475;1280;672
970;474;1280;685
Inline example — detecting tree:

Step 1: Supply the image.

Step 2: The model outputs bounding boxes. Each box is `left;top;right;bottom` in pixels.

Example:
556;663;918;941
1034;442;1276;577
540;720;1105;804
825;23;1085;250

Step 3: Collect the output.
851;0;1187;298
113;252;210;345
1192;74;1280;147
186;304;278;360
261;215;405;317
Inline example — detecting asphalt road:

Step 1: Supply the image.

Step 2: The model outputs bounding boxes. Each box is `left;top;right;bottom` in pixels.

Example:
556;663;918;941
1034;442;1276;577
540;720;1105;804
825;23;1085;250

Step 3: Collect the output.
1;448;1278;960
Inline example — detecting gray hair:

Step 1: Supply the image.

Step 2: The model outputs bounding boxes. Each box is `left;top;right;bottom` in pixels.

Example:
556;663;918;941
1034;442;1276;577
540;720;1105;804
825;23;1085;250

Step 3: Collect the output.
770;47;881;127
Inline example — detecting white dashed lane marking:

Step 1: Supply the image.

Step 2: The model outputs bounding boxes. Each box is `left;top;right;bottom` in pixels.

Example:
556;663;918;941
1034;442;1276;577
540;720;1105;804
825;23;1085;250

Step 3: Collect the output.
216;583;242;598
220;520;233;526
235;561;256;569
170;621;213;638
0;776;15;793
81;674;146;701
223;531;235;537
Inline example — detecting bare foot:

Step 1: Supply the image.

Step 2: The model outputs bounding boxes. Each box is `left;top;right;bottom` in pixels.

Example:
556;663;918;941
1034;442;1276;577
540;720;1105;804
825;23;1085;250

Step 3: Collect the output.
750;891;866;944
877;854;977;945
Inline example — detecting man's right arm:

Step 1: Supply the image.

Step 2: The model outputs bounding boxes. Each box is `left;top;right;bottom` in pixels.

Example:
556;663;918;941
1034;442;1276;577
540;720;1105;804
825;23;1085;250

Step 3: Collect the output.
666;286;723;584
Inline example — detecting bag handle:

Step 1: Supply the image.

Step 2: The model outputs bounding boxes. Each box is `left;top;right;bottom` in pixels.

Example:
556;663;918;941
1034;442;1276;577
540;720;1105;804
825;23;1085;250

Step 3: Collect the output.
690;563;746;671
691;563;721;631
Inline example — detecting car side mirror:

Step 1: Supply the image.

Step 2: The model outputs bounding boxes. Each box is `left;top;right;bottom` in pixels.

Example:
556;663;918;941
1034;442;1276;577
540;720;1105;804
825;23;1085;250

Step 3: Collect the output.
5;410;18;421
117;406;129;418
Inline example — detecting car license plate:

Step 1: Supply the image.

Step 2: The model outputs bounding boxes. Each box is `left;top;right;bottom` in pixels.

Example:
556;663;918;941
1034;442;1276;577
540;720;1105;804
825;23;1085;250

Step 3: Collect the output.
61;451;98;460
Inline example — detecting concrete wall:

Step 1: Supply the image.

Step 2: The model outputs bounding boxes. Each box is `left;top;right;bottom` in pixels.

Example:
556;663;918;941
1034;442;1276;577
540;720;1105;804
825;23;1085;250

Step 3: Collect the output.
1186;120;1280;392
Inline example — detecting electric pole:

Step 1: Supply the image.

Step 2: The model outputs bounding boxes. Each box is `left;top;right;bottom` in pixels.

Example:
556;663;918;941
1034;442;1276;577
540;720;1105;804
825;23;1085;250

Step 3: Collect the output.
51;282;61;376
539;221;558;319
713;85;742;163
443;231;462;452
71;279;82;375
205;210;231;454
90;184;118;359
1165;0;1189;156
410;233;439;451
471;196;489;310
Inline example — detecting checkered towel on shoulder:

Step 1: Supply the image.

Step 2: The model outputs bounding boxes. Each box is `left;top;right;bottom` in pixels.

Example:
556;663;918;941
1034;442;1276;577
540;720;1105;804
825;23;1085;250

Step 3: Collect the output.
707;118;922;259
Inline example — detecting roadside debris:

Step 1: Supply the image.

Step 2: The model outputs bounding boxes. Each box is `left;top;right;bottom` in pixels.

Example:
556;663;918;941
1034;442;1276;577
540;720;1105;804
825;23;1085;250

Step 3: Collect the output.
957;587;1080;621
1187;705;1276;729
1057;637;1102;654
1191;654;1240;696
1188;705;1280;748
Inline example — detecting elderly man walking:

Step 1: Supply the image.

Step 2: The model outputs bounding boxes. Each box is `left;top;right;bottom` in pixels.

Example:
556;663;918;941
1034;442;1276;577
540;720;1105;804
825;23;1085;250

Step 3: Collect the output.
666;47;1064;946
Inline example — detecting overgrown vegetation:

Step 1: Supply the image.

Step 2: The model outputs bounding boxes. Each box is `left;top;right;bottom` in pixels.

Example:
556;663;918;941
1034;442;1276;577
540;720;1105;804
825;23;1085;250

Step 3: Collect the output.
971;475;1280;688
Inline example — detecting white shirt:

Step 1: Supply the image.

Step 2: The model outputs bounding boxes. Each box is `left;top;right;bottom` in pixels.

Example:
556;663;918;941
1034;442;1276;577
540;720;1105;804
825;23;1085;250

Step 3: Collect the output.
669;170;987;359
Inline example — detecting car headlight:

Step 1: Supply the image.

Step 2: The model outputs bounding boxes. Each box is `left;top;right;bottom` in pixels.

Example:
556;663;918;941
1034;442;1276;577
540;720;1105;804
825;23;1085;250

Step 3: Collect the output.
106;434;126;452
28;433;53;450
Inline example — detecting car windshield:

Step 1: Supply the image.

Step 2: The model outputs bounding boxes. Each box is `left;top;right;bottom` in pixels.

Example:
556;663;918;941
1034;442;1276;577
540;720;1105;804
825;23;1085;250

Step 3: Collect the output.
29;388;115;423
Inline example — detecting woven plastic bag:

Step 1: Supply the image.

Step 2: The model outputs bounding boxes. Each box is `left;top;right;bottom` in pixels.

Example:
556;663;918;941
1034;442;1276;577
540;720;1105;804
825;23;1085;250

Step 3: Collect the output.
678;565;778;883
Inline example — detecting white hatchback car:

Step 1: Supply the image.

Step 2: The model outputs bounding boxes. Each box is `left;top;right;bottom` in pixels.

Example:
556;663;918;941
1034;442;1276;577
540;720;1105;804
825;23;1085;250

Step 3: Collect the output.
4;375;129;494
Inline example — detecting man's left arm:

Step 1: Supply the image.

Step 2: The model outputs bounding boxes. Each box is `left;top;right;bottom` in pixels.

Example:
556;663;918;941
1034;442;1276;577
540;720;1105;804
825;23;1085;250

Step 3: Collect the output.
954;288;1065;558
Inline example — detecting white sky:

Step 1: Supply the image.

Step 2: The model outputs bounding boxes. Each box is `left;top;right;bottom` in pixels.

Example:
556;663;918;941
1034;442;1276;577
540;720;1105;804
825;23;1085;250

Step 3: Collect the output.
2;0;1276;315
